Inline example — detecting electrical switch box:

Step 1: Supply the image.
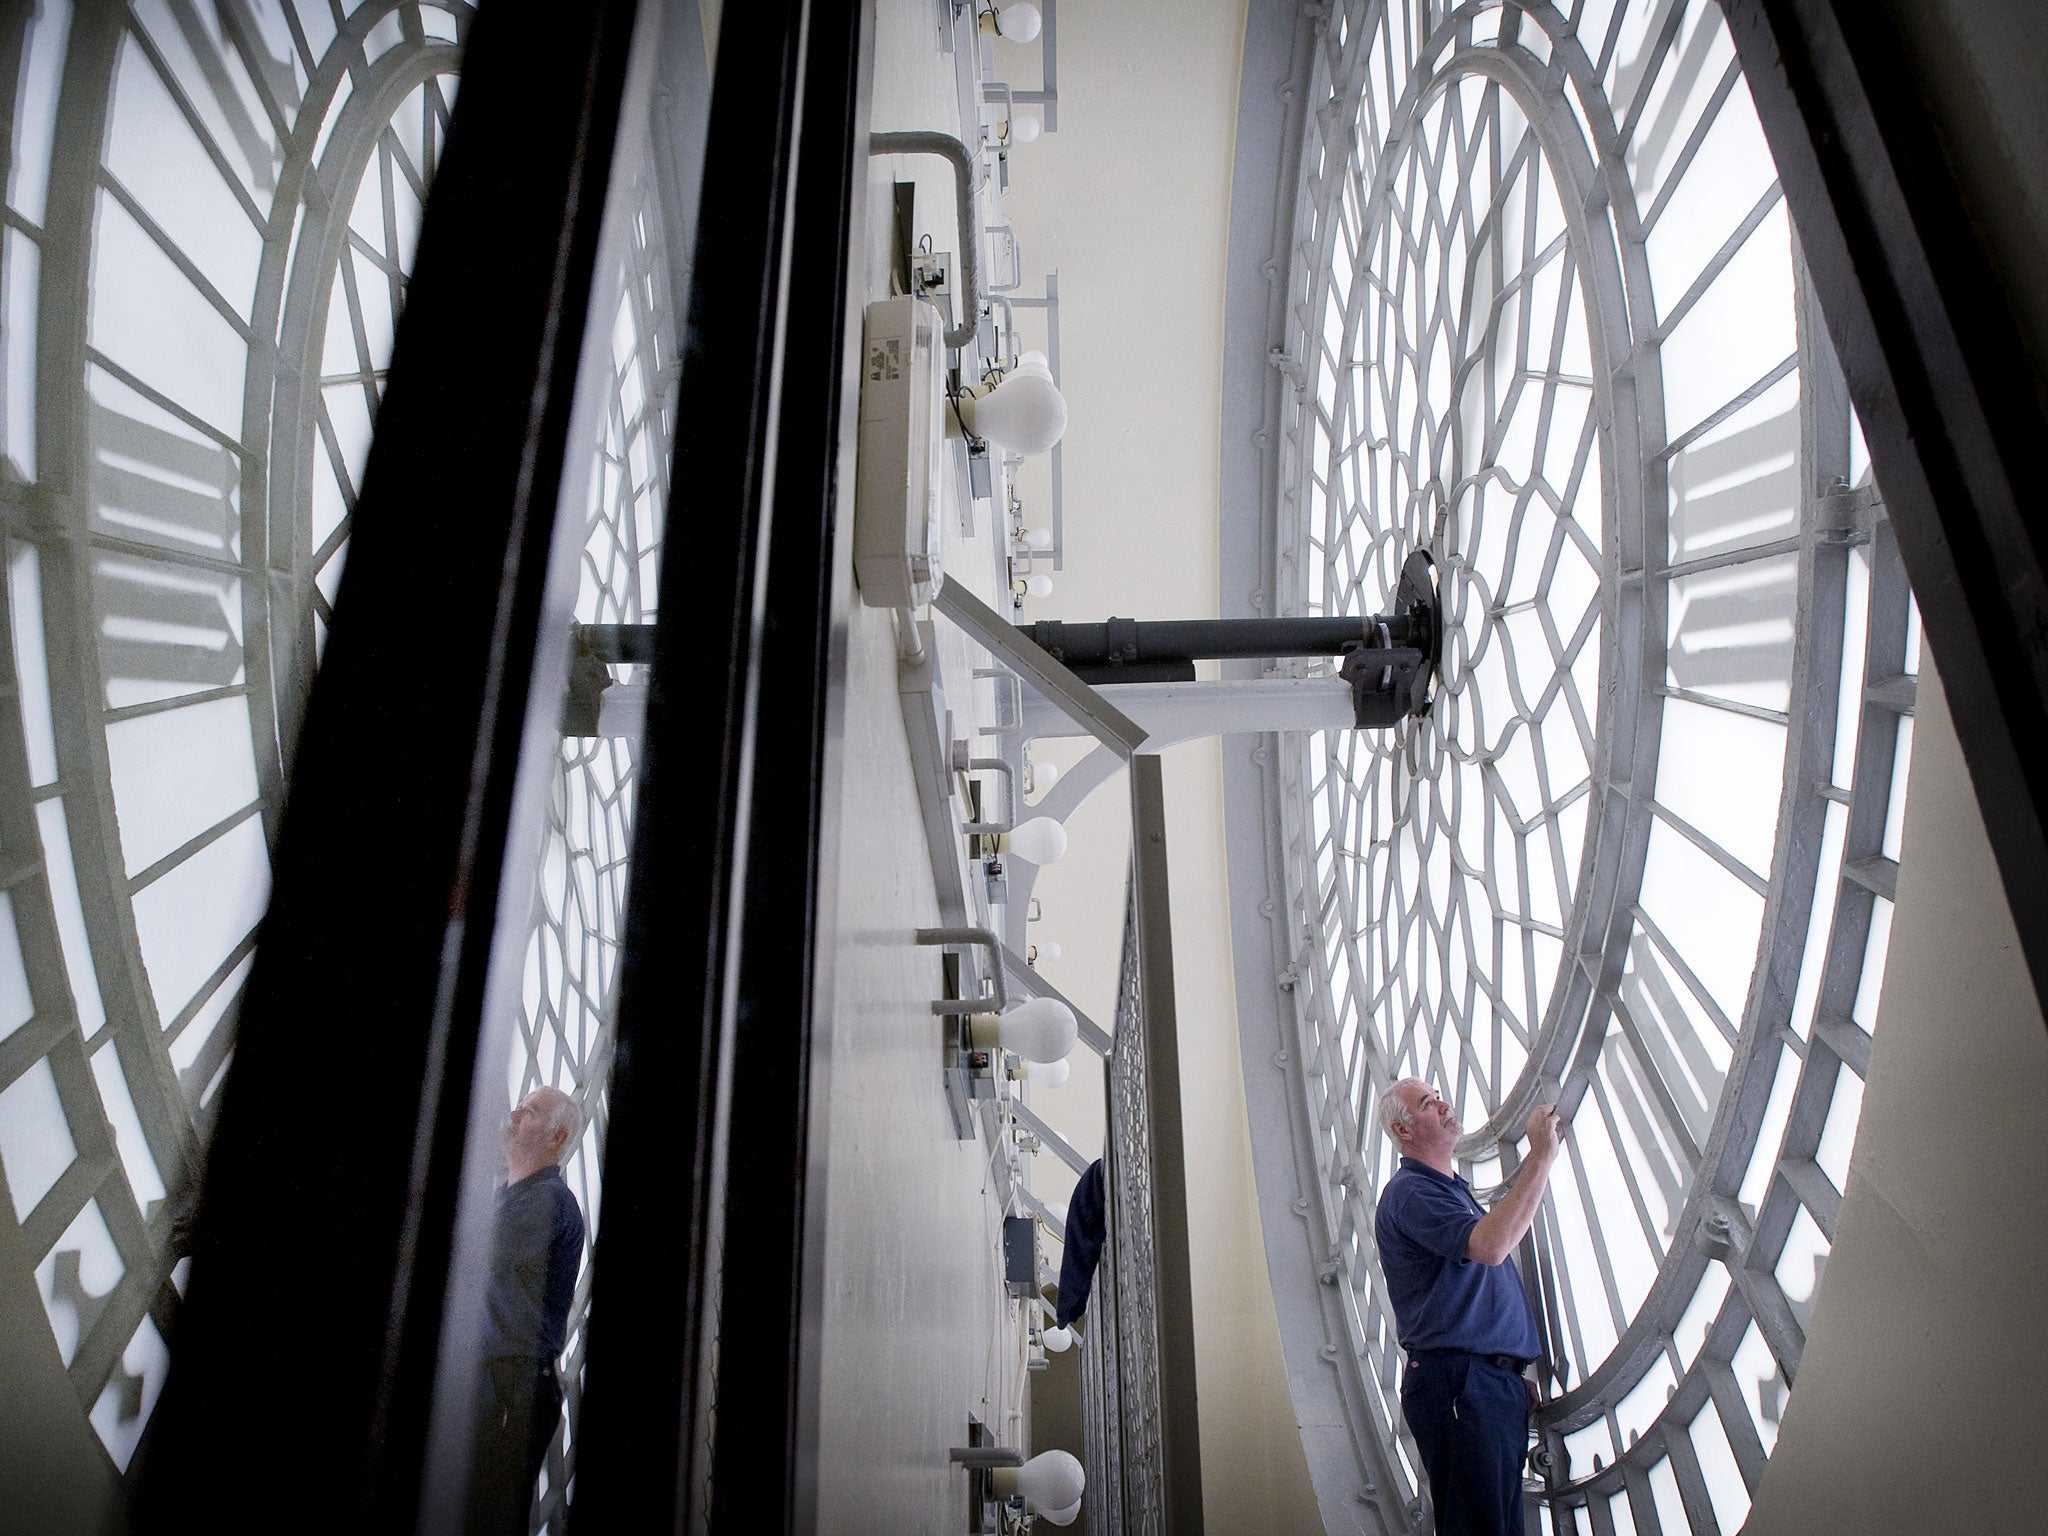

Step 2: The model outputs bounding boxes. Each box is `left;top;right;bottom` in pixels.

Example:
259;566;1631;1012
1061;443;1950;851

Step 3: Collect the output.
910;248;953;299
1002;1215;1036;1297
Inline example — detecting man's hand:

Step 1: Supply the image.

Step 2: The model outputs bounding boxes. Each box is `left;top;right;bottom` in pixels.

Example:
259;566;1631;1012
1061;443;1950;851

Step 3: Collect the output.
1525;1102;1565;1163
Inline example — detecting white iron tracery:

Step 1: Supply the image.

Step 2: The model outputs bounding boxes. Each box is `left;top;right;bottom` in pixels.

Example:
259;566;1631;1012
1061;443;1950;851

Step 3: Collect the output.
1259;3;1915;1531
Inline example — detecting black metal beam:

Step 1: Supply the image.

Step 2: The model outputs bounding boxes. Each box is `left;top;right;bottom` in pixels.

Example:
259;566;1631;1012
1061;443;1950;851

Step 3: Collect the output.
132;1;640;1527
1025;614;1374;665
707;0;865;1529
1721;0;2048;1022
570;0;854;1528
581;611;1408;668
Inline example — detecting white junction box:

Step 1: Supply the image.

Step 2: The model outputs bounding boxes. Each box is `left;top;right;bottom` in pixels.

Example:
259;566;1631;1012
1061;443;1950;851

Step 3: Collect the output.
854;296;947;609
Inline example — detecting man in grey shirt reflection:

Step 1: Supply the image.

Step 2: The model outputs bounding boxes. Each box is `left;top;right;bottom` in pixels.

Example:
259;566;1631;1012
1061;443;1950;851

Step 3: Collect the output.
471;1085;585;1536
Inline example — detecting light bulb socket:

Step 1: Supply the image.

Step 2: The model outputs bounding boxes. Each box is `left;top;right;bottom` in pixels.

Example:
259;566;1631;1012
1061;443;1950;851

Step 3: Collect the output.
986;1;1042;41
992;1449;1085;1512
971;997;1076;1064
967;1013;1004;1049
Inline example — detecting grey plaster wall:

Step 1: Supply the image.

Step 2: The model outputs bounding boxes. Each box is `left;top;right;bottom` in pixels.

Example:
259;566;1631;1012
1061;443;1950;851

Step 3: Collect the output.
1744;655;2048;1534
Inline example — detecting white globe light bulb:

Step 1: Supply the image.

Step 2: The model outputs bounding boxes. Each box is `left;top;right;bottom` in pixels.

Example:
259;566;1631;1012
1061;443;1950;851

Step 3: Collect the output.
1021;525;1053;550
996;2;1043;42
1018;349;1050;370
961;369;1067;455
1016;1449;1084;1510
1031;937;1062;960
997;996;1077;1063
1042;1325;1073;1353
1027;1056;1070;1089
1010;114;1042;144
1040;1499;1081;1526
1023;573;1054;599
1006;816;1067;864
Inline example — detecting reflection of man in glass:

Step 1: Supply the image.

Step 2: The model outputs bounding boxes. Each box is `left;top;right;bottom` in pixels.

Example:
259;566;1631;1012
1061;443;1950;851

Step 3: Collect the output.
1374;1079;1561;1536
471;1086;585;1536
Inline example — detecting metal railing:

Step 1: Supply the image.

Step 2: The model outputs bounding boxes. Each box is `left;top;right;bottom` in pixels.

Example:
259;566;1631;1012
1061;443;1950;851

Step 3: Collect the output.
1076;758;1204;1535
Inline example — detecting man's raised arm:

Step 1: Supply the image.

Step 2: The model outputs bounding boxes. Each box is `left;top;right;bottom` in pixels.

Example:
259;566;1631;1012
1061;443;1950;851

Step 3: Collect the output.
1466;1103;1564;1266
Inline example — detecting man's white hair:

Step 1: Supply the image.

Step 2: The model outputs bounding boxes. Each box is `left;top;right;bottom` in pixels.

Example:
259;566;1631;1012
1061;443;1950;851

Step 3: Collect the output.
536;1086;582;1161
1375;1077;1426;1140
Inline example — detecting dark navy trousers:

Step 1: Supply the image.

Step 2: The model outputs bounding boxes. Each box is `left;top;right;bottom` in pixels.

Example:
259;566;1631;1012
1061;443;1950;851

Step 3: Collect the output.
1400;1351;1528;1536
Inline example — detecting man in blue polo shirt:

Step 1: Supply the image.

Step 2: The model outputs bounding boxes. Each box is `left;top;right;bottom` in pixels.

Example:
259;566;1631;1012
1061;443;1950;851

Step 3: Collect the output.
471;1085;585;1536
1374;1078;1563;1535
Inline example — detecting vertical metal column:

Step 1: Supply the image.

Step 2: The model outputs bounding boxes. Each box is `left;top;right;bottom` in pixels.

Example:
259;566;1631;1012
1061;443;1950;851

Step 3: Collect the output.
570;1;865;1530
708;0;866;1530
1129;756;1206;1535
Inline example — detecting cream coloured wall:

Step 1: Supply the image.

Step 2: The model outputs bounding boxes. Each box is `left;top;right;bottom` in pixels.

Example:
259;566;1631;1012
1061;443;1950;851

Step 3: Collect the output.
994;1;1323;1529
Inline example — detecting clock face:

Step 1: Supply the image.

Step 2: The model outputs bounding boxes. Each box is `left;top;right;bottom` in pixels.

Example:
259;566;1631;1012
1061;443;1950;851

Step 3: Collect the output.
0;0;470;1474
1272;2;1916;1529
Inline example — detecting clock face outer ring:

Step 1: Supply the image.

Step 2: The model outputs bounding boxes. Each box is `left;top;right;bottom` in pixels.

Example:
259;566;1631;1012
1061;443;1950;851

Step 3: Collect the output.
256;37;466;781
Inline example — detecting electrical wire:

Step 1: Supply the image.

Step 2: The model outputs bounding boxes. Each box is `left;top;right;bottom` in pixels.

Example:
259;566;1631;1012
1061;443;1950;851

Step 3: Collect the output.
948;383;981;448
